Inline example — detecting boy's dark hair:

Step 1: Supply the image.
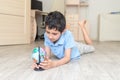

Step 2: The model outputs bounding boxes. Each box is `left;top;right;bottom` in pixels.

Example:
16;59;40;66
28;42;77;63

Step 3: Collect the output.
45;11;66;33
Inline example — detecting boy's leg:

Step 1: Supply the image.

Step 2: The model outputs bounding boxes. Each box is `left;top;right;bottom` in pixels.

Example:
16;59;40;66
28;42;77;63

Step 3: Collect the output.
77;20;95;55
76;42;95;55
78;20;93;45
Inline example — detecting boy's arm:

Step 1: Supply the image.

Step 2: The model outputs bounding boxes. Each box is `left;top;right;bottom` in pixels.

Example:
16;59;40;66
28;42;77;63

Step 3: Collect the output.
39;48;71;69
54;48;71;66
44;46;51;58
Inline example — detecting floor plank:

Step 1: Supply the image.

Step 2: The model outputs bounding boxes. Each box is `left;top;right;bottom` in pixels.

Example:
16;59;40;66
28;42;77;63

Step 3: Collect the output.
0;41;120;80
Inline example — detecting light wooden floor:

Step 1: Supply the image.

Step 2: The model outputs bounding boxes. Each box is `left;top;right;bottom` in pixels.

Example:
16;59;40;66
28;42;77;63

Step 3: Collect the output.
0;40;120;80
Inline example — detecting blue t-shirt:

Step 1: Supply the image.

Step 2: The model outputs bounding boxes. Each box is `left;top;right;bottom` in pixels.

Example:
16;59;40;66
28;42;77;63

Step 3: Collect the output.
44;30;80;60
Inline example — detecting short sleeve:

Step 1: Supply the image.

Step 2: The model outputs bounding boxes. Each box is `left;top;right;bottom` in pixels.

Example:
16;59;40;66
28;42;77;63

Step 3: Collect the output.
64;31;75;49
44;33;49;47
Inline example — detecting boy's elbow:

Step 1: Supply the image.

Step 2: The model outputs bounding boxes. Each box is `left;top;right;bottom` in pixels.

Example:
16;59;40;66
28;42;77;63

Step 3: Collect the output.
65;57;71;63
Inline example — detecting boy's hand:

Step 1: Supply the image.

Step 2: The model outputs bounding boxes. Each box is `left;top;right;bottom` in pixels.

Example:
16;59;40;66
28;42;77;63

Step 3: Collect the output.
39;57;56;70
31;62;39;69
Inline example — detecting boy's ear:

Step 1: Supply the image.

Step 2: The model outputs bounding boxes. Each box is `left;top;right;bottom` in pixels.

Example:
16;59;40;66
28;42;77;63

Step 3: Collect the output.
66;24;70;29
62;24;70;34
62;28;66;34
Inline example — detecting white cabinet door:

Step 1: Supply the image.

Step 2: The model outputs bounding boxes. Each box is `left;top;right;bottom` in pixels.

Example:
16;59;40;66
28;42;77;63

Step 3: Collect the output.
99;14;120;41
0;0;31;45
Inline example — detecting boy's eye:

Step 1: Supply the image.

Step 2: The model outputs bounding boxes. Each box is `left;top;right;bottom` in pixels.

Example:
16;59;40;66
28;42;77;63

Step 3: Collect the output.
46;31;50;34
52;33;57;35
46;31;57;35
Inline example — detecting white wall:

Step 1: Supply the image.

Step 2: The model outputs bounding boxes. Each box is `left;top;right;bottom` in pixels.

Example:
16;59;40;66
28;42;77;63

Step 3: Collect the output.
88;0;120;40
38;0;120;40
38;0;64;14
38;0;53;12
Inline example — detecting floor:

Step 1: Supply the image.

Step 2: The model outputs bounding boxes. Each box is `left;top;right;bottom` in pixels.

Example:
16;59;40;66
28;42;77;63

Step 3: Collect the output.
0;40;120;80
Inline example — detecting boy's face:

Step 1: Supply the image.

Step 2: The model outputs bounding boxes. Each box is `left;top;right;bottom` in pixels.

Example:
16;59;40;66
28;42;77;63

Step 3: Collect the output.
46;26;62;43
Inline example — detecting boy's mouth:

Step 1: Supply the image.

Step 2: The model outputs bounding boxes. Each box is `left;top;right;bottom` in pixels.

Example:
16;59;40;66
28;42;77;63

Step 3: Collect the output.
49;39;54;42
50;39;57;43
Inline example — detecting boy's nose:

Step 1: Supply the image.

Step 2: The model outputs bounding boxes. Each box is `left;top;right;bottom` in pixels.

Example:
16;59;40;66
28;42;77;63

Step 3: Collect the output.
48;34;53;39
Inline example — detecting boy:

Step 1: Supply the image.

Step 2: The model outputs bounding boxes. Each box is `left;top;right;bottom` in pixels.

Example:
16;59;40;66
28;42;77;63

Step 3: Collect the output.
32;11;95;70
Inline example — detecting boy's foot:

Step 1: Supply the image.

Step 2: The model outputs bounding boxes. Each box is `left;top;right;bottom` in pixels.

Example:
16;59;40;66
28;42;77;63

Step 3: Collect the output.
78;20;87;29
